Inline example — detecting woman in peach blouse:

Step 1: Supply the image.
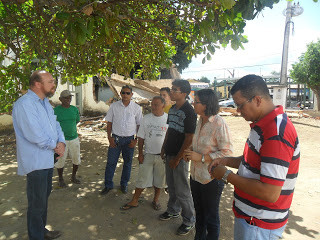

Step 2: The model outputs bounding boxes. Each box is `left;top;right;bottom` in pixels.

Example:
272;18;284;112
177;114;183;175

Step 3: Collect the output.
184;89;233;240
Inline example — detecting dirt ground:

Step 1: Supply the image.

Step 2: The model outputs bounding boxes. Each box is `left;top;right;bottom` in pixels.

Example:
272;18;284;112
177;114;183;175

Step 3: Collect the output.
0;115;319;240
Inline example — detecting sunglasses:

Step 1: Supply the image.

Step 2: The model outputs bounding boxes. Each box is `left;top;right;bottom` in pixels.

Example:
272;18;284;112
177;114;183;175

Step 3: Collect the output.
121;91;131;95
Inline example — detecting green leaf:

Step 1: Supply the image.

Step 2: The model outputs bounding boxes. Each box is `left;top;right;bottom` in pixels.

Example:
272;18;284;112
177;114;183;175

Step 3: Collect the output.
220;0;236;10
207;45;215;54
104;24;111;37
56;12;70;20
87;18;94;37
231;39;239;50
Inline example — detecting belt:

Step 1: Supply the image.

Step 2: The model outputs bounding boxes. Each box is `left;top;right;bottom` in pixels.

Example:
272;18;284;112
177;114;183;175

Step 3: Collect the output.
112;134;133;138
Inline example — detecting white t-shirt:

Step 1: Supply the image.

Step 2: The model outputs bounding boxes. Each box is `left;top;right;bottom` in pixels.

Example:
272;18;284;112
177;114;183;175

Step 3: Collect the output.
104;100;143;137
137;112;168;154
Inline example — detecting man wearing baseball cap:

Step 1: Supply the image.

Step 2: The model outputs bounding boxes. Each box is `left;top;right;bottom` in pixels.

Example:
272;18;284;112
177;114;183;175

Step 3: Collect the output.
54;90;81;187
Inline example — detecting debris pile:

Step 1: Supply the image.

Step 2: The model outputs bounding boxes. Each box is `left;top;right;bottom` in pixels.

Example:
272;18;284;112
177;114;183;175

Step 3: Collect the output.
219;107;317;119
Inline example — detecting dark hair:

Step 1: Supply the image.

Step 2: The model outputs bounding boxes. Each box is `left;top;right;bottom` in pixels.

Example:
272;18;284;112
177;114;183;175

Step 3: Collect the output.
121;85;133;93
172;79;191;97
152;96;165;105
195;89;219;116
29;70;47;86
230;75;271;100
160;87;170;94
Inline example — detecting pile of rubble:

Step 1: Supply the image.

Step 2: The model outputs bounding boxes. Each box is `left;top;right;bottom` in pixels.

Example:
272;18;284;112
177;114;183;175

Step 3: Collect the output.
78;116;107;131
219;107;317;119
77;107;319;131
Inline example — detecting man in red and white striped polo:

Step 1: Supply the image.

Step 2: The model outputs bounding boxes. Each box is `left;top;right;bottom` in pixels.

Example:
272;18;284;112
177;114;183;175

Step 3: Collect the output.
209;74;300;240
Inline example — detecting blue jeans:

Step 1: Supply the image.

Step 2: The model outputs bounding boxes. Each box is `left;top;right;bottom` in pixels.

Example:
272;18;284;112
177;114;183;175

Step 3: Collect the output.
234;217;286;240
190;177;225;240
27;168;53;240
104;135;134;188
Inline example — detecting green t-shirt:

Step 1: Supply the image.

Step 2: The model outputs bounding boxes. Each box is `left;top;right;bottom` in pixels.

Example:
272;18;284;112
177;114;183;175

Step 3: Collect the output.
54;105;80;140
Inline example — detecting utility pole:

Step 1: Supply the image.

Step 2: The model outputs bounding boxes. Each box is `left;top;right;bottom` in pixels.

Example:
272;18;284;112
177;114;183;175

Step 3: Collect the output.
273;1;303;109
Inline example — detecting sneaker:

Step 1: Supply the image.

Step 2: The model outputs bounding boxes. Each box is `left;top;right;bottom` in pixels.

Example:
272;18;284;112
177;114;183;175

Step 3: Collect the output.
159;211;180;221
44;230;61;239
176;224;194;236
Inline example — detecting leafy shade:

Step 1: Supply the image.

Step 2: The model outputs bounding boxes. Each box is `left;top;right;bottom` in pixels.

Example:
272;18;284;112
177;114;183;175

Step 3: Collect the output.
290;39;320;111
0;0;280;112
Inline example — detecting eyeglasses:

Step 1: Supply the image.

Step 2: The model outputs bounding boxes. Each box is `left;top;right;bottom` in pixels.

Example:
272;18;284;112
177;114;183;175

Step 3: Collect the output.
121;91;131;95
193;101;202;104
171;88;181;93
235;96;255;109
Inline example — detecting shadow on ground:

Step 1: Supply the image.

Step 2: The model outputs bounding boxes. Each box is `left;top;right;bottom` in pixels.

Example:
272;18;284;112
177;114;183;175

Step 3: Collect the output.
0;128;319;239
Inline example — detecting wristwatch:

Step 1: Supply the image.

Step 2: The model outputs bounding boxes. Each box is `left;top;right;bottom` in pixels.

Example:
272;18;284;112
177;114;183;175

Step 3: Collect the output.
201;155;205;163
221;169;232;184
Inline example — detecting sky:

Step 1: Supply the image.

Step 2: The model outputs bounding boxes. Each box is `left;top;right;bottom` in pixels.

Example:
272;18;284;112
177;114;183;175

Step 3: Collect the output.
180;0;320;82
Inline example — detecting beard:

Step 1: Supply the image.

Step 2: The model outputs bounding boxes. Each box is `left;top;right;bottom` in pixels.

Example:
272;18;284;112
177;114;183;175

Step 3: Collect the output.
45;88;56;98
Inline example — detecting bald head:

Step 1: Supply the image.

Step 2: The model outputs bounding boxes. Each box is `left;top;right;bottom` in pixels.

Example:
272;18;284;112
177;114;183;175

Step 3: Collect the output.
29;70;50;87
29;70;56;99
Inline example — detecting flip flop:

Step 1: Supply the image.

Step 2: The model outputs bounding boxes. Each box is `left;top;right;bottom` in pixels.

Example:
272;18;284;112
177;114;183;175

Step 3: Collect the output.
152;201;161;211
120;204;139;210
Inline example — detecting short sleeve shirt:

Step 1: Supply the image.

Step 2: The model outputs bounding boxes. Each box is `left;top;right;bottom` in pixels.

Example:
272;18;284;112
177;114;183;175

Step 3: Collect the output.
104;100;143;137
54;105;80;140
164;101;197;156
137;113;168;154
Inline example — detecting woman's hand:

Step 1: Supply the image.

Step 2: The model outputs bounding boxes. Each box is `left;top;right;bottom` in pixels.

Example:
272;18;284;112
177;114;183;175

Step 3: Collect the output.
184;149;201;162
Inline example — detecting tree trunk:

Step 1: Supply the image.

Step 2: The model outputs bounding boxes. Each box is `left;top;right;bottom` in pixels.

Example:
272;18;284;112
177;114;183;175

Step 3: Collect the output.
311;86;320;111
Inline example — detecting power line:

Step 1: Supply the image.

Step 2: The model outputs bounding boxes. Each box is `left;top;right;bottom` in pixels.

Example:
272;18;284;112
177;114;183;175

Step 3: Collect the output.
183;61;295;73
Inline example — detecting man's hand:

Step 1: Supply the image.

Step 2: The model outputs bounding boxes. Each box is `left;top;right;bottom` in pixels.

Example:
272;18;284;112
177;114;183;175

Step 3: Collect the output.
128;138;137;148
210;165;228;180
169;157;180;169
160;148;165;160
208;157;228;174
138;154;144;164
108;136;117;148
54;142;65;159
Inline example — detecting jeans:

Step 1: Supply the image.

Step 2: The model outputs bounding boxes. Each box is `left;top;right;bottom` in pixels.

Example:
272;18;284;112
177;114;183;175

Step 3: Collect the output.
27;168;53;240
190;177;225;240
234;217;286;240
165;155;195;226
104;135;134;188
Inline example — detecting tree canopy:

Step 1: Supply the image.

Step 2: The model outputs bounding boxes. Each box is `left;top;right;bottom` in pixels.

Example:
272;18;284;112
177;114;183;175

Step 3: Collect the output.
0;0;281;112
199;76;211;84
290;39;320;111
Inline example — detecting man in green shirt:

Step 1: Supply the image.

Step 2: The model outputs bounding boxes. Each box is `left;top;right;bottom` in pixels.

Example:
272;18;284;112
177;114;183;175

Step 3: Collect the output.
54;90;81;187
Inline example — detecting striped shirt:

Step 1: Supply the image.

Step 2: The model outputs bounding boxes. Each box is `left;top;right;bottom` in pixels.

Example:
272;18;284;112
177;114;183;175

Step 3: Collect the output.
233;106;300;229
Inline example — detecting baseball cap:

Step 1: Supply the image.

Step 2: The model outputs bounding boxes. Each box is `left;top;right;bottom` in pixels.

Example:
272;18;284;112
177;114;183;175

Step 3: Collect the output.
60;90;73;98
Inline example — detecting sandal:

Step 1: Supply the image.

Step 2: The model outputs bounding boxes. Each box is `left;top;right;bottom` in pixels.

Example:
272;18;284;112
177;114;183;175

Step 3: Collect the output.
120;203;138;210
152;201;161;211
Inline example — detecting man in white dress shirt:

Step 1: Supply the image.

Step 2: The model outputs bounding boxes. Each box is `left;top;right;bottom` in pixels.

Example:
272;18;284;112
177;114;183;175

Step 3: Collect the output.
100;85;143;195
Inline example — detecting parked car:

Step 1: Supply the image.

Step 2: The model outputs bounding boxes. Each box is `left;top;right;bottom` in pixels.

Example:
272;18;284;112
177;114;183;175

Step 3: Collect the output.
219;98;236;108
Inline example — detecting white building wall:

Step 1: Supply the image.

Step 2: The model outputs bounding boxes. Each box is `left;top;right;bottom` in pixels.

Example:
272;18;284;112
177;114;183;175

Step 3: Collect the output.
51;77;109;115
